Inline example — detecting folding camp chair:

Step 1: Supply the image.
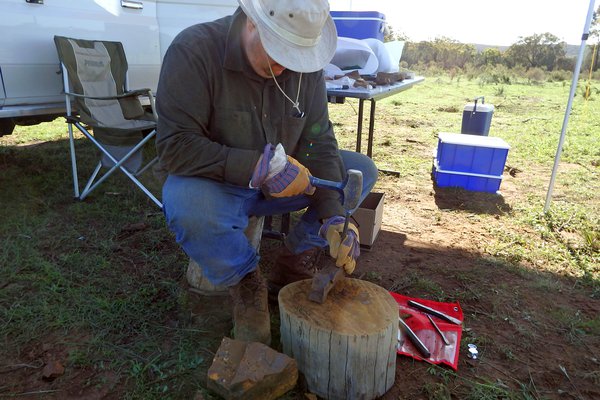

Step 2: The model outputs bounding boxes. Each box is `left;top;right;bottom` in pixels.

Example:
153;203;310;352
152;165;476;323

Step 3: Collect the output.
53;35;162;208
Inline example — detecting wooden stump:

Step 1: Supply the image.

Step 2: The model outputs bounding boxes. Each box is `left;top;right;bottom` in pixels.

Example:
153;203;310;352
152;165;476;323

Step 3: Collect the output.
279;278;398;400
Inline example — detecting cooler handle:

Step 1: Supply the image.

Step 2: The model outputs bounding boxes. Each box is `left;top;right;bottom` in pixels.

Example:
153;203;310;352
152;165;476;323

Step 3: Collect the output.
472;96;485;114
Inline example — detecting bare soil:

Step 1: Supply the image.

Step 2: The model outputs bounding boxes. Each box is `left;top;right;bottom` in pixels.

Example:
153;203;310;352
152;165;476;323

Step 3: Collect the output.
2;146;599;400
350;173;600;399
258;168;599;399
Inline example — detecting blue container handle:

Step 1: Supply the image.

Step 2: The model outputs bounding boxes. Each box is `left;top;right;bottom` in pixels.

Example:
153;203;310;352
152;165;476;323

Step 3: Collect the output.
472;96;485;114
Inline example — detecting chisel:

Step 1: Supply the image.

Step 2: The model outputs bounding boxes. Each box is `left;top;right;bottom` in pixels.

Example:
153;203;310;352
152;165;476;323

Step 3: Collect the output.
398;317;431;359
427;314;450;345
407;300;462;325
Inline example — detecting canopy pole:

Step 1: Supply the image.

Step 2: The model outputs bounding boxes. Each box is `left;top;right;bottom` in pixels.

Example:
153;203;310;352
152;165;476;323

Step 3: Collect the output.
544;0;597;212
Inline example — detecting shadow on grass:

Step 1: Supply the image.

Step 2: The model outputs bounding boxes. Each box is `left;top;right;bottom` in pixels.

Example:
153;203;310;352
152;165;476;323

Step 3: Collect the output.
432;184;512;215
338;228;600;400
0;136;163;209
2;139;598;400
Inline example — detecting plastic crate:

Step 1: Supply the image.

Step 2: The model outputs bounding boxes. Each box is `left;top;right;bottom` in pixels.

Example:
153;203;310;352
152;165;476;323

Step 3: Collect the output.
330;11;386;41
432;158;503;193
436;132;509;176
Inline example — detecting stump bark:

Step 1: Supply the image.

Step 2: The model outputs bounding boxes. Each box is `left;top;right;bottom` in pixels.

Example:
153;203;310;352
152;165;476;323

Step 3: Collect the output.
278;278;398;400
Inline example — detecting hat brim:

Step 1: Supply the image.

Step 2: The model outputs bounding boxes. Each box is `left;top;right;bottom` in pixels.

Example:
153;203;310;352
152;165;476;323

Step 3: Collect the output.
239;1;337;73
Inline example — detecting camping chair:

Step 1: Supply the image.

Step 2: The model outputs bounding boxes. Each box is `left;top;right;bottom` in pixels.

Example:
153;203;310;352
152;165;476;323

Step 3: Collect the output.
53;35;162;208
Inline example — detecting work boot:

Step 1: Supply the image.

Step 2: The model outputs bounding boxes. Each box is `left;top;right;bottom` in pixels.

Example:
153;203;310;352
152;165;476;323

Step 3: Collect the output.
229;269;271;345
186;259;228;296
268;247;323;296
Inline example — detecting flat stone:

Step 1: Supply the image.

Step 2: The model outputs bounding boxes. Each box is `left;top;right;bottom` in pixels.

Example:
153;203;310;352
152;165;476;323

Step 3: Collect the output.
207;337;298;400
41;360;64;380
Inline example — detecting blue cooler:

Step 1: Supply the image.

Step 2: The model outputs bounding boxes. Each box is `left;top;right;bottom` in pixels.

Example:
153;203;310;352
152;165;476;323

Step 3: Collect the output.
433;132;510;193
461;97;494;136
330;11;386;41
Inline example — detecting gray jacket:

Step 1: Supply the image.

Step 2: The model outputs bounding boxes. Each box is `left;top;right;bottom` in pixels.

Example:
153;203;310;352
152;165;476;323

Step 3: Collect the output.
155;8;345;219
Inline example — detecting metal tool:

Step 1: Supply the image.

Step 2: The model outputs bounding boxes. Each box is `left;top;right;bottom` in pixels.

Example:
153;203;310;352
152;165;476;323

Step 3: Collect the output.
308;169;363;237
407;300;462;325
308;170;363;304
398;317;430;359
427;314;450;346
308;261;345;303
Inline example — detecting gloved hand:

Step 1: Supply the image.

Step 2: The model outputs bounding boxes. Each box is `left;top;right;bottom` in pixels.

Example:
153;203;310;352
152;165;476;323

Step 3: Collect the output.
251;143;315;198
319;215;360;274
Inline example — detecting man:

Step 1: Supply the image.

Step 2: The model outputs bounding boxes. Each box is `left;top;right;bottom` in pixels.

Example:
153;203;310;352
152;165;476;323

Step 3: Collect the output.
155;0;378;345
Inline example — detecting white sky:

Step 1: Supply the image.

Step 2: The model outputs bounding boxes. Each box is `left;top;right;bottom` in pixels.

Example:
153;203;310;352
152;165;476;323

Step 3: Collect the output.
329;0;596;46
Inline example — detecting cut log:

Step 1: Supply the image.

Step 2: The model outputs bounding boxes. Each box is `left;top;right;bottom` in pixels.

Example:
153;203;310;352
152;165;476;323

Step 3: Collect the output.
279;278;398;400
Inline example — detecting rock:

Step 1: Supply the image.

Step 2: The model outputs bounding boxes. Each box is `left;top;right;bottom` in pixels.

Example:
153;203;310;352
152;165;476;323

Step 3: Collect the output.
41;360;64;380
207;337;298;400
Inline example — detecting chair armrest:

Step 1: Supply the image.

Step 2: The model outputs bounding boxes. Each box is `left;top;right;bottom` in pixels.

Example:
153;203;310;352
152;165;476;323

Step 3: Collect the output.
65;88;158;121
64;88;153;101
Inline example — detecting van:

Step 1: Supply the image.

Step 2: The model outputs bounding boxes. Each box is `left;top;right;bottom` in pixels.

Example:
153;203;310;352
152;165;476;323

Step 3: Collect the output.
0;0;237;136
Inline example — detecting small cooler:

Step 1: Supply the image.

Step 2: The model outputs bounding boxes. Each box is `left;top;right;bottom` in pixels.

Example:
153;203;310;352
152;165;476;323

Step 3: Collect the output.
433;132;510;193
461;97;494;136
330;11;386;41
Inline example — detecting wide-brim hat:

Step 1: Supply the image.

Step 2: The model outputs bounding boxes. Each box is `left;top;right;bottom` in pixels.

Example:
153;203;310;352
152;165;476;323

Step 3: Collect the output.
238;0;337;73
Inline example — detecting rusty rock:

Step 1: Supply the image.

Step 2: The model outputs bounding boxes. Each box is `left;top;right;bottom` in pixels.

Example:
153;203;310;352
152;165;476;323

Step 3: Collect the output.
41;360;64;380
207;337;298;400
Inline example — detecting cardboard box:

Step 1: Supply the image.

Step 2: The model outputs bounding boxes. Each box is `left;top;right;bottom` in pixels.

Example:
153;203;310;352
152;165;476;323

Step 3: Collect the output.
353;192;385;249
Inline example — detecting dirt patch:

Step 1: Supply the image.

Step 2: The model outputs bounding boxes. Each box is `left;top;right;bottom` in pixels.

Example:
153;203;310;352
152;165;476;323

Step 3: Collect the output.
6;174;597;399
259;171;599;399
1;141;598;400
334;173;600;399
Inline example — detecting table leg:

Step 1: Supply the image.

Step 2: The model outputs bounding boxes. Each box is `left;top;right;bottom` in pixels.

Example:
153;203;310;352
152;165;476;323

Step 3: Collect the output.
367;98;376;158
365;98;401;176
356;99;364;153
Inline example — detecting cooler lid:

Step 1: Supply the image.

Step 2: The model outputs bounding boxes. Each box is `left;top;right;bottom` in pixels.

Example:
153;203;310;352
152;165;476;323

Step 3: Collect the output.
464;103;494;112
330;10;386;21
438;132;510;149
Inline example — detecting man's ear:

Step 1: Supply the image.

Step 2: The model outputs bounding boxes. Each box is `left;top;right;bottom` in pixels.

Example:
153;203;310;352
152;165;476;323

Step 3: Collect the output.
246;16;256;31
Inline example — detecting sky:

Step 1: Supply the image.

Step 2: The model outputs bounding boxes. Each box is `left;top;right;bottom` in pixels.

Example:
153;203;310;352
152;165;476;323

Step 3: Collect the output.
329;0;596;46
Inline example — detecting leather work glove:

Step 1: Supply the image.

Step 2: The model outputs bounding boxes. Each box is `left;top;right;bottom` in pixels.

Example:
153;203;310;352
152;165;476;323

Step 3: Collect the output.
251;143;315;198
319;215;360;274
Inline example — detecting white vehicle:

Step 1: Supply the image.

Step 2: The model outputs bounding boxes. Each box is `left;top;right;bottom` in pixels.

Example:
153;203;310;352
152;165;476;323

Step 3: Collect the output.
0;0;237;136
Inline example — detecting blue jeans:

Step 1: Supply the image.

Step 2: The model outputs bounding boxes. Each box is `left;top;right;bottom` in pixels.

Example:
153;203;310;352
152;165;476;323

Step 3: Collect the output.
162;150;378;286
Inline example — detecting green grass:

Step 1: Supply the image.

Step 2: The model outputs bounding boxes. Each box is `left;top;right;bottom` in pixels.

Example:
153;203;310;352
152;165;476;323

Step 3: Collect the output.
1;74;598;398
0;133;206;397
331;75;599;283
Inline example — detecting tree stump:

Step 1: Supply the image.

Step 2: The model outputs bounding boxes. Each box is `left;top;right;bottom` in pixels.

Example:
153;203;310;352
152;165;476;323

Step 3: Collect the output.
278;278;398;400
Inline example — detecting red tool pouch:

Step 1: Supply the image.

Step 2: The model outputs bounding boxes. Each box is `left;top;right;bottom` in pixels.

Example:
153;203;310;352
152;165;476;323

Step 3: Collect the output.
390;292;464;370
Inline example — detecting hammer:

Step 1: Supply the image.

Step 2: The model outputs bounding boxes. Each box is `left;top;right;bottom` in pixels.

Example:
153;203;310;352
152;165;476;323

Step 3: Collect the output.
307;169;363;303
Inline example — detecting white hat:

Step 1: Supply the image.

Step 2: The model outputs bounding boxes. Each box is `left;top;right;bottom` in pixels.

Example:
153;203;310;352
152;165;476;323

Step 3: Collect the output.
238;0;337;73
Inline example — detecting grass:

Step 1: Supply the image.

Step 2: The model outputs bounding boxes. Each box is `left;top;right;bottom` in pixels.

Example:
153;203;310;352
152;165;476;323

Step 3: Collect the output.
1;74;599;398
332;75;599;280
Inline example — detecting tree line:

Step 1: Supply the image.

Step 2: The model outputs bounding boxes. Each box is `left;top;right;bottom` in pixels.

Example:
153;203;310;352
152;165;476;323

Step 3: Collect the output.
386;6;599;76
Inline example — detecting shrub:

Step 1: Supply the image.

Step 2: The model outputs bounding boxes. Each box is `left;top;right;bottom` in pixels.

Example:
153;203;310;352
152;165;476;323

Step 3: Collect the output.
526;67;546;84
478;64;513;84
548;70;571;82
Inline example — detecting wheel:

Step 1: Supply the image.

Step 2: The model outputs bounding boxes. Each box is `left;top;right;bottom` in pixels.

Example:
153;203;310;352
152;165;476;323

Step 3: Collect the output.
0;118;15;136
